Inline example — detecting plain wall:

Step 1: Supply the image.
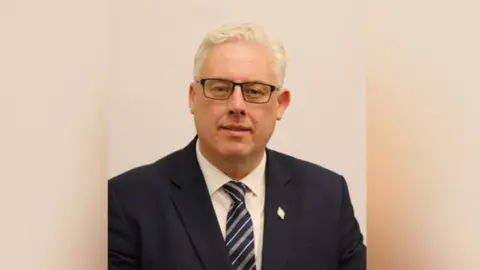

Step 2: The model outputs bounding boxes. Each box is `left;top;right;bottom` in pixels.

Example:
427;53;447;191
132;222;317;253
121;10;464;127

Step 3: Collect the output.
108;0;366;236
0;0;107;269
367;0;480;269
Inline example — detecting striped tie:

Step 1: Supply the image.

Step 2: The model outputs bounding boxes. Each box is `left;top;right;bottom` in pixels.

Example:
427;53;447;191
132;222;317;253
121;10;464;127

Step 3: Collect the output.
223;181;257;270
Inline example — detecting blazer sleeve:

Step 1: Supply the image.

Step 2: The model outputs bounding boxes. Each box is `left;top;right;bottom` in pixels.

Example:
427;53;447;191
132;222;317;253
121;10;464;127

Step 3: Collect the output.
109;183;139;270
338;176;366;270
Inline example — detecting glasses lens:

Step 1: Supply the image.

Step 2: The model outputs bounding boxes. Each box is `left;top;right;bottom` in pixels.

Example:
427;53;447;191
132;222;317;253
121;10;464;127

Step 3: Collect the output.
204;79;233;99
242;83;272;103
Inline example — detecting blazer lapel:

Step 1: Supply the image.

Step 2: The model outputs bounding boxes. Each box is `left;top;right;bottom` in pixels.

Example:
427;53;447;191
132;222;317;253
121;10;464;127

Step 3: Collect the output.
169;137;233;270
261;149;299;270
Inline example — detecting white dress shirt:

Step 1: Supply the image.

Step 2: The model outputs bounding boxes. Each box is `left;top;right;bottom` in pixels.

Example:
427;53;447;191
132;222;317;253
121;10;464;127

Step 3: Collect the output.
196;141;266;270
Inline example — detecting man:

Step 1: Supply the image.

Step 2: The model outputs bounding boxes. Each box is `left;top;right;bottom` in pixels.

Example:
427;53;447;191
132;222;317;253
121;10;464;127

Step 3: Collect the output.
109;23;366;270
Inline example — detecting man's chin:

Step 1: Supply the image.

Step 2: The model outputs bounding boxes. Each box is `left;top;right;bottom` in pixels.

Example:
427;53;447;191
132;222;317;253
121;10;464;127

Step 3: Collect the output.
217;142;252;157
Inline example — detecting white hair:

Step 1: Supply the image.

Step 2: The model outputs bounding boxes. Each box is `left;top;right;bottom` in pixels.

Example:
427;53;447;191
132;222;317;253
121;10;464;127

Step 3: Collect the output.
193;22;287;87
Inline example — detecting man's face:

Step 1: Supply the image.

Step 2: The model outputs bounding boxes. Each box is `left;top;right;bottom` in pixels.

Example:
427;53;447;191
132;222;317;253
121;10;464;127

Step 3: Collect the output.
189;40;290;159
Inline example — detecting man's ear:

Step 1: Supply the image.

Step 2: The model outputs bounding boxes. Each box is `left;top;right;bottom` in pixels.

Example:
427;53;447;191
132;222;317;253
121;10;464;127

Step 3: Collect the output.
189;82;196;114
276;89;291;120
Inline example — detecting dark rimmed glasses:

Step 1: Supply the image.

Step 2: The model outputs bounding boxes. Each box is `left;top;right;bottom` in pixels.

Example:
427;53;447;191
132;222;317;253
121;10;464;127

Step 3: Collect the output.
196;78;279;104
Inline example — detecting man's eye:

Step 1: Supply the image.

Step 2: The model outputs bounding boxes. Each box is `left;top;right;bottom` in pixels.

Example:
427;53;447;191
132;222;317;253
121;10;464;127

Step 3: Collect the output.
212;87;228;92
247;89;265;95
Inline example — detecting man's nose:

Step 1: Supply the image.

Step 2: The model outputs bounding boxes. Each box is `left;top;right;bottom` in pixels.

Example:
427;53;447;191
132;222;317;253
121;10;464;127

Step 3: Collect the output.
227;86;247;115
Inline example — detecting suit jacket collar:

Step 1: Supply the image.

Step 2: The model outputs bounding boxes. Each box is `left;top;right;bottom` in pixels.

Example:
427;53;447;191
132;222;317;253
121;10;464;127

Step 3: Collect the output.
261;146;299;270
169;136;298;270
169;137;233;270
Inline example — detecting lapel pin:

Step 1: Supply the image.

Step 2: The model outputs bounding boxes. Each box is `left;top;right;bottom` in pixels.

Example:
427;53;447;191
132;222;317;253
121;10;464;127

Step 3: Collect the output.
277;207;285;220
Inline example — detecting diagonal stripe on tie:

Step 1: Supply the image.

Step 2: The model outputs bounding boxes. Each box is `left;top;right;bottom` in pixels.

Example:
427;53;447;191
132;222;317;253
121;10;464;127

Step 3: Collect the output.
228;226;254;256
223;181;256;270
227;202;244;223
237;249;256;270
226;208;247;235
226;217;252;247
232;238;254;265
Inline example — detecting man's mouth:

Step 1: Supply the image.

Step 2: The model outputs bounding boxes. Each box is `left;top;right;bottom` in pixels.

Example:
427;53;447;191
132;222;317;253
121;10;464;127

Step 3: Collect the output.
221;125;251;132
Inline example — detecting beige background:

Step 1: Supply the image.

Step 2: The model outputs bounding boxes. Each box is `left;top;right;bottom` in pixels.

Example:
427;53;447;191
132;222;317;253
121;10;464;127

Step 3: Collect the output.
108;0;366;237
1;0;107;269
367;0;480;269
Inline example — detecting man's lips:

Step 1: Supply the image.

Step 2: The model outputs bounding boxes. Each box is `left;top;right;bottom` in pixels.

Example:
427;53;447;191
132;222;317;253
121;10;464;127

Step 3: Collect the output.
221;125;252;132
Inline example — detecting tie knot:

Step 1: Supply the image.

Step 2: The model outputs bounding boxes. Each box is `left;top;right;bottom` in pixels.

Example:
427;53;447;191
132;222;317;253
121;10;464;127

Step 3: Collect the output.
223;181;247;203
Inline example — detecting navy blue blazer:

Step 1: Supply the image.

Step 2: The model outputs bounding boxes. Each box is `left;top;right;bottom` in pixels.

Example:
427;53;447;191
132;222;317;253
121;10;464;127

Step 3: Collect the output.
108;137;366;270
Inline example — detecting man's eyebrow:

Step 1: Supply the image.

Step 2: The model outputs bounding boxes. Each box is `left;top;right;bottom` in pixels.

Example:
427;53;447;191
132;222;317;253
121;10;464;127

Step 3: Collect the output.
210;78;273;85
247;80;269;84
236;79;276;86
203;76;277;86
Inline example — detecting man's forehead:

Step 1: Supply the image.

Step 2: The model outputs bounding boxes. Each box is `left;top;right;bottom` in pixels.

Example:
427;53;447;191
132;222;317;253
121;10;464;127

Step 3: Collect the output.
207;41;270;59
200;42;276;82
199;67;276;85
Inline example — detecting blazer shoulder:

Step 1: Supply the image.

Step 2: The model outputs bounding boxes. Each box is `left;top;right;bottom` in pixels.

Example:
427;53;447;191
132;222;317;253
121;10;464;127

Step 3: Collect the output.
270;150;343;178
268;149;346;186
269;149;350;208
108;148;183;191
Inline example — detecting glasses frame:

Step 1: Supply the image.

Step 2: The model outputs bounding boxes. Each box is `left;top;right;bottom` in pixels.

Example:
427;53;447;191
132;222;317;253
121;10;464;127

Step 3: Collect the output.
196;78;279;104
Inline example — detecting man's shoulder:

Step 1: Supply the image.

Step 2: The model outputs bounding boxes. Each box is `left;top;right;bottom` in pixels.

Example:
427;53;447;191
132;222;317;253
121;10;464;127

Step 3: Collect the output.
108;148;183;190
269;148;342;177
268;148;345;186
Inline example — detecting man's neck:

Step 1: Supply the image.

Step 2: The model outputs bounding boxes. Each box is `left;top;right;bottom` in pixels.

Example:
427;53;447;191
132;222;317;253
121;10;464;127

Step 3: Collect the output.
198;141;264;181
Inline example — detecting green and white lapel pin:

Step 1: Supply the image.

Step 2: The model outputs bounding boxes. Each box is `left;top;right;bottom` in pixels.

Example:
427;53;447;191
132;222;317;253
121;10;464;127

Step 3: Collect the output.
277;206;285;220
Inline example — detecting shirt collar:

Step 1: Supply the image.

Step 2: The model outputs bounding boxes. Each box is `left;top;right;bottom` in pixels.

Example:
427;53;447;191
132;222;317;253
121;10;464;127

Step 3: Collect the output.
196;140;266;197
